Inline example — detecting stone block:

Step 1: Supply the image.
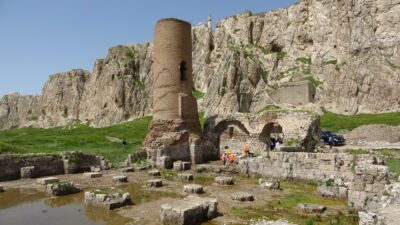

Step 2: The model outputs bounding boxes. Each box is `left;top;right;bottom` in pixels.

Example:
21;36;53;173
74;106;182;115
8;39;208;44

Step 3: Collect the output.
84;191;132;210
184;184;204;194
112;176;128;183
147;179;163;187
194;166;207;173
160;196;218;225
173;161;183;171
260;179;281;190
90;166;101;172
37;177;59;185
215;176;234;185
46;182;81;196
178;173;193;181
83;172;102;178
338;186;348;199
148;169;161;176
297;204;326;214
121;167;134;173
0;185;4;192
231;192;254;202
134;165;150;171
182;162;191;170
20;166;35;179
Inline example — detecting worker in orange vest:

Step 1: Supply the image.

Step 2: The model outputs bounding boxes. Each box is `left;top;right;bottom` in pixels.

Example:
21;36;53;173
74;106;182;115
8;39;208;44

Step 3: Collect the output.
229;153;235;163
243;141;250;157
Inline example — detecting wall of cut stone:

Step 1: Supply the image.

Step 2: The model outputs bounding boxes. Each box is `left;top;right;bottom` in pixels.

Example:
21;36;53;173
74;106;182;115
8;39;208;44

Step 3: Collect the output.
0;151;109;181
238;152;390;212
271;81;316;105
239;152;355;181
348;162;390;211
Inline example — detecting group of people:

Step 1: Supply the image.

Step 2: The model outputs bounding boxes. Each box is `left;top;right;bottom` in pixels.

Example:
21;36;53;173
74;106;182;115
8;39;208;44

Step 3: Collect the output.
220;146;235;165
270;136;283;150
220;142;253;165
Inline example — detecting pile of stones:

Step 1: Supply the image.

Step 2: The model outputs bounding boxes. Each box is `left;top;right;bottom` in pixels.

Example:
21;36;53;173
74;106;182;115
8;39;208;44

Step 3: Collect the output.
46;182;81;196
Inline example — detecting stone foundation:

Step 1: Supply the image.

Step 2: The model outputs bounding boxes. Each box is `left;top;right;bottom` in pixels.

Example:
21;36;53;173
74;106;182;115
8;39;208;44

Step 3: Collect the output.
238;152;390;212
84;190;132;210
0;151;110;181
46;182;81;196
160;196;218;225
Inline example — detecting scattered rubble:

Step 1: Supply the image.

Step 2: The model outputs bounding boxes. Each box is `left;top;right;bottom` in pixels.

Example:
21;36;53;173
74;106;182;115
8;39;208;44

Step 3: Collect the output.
121;167;134;173
37;177;59;185
297;203;326;214
147;179;163;187
249;219;298;225
215;176;234;185
178;173;194;181
112;175;128;183
184;184;204;194
231;192;254;202
84;190;132;210
160;196;218;225
259;179;281;190
90;166;101;172
148;169;161;176
173;161;192;171
358;211;385;225
46;182;81;196
83;172;102;178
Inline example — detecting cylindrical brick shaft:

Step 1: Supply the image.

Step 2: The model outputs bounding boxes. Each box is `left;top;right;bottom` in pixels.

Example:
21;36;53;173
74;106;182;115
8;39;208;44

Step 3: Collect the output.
152;18;199;121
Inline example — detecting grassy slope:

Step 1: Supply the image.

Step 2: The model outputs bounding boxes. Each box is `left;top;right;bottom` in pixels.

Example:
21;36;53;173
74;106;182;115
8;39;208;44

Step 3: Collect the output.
320;110;400;131
0;117;152;164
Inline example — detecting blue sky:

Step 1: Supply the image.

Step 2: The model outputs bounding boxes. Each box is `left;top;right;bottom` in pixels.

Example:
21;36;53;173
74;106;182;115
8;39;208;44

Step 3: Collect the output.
0;0;298;97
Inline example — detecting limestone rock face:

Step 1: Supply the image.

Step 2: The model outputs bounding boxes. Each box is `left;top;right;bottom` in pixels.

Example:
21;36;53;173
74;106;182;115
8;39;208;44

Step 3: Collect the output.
202;0;400;115
1;0;400;129
0;44;152;130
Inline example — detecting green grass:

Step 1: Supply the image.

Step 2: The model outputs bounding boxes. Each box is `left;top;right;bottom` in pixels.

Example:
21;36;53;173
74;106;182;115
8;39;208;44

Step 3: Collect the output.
192;88;205;100
199;112;206;130
296;57;312;65
229;181;356;225
320;110;400;131
305;76;322;87
385;157;400;180
258;105;285;113
324;59;337;65
0;117;152;164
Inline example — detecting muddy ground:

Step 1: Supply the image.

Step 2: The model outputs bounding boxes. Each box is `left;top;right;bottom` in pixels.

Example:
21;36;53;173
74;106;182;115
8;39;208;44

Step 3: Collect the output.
0;161;358;225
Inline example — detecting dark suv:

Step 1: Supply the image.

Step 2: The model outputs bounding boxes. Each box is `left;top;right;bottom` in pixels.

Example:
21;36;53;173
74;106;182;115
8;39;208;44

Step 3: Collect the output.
320;130;346;146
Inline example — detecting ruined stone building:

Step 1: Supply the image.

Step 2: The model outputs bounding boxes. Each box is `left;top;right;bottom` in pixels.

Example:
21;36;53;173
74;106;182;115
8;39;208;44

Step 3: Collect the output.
145;18;320;168
145;18;206;168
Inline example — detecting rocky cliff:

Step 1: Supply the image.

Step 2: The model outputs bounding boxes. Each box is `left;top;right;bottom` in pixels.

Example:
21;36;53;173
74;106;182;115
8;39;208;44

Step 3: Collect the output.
1;0;399;130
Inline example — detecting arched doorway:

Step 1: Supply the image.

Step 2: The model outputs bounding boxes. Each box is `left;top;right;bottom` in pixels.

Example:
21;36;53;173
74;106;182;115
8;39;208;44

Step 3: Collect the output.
213;120;250;154
259;122;283;153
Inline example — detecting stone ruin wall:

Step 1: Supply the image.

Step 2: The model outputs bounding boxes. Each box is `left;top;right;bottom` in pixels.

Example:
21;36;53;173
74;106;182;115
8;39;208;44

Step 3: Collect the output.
0;151;109;181
204;111;319;155
238;152;390;211
271;81;316;106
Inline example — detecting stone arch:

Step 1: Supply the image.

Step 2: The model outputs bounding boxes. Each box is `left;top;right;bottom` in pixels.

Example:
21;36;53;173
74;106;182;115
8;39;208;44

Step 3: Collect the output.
213;120;250;153
259;122;283;151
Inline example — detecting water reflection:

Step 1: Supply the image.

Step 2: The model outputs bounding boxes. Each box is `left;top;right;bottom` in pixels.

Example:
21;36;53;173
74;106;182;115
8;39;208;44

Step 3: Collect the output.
0;188;131;225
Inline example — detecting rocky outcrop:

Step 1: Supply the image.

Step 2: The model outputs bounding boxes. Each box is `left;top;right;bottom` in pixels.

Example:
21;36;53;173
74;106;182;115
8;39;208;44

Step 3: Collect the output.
1;0;400;129
0;45;152;129
202;0;400;115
